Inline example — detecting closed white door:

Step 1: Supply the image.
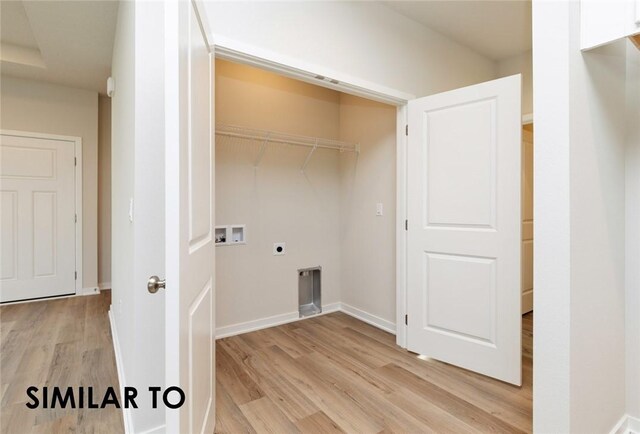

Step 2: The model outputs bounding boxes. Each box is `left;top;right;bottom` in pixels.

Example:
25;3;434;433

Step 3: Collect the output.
164;0;216;432
407;75;522;385
0;133;76;303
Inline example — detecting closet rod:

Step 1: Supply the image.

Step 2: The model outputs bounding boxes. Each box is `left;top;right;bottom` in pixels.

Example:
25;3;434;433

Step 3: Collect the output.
215;124;359;153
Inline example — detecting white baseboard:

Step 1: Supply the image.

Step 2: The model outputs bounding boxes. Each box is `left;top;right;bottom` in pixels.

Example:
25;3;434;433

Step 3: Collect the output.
98;282;112;290
610;414;640;434
109;310;134;434
216;311;300;339
215;302;341;339
80;286;100;296
339;302;397;335
215;302;394;339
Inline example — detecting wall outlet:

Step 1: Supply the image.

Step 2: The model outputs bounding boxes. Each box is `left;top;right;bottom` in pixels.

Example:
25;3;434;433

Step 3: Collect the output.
273;242;286;256
376;202;383;216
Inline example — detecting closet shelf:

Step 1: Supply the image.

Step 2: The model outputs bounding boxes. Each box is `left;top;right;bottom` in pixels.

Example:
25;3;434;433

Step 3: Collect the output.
215;124;359;171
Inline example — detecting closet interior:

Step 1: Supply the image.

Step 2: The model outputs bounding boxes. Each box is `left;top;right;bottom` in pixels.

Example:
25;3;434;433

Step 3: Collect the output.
214;59;398;333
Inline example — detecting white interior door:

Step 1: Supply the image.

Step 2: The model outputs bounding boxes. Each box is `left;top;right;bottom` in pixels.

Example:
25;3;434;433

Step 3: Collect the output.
406;75;522;385
165;1;215;432
0;133;76;303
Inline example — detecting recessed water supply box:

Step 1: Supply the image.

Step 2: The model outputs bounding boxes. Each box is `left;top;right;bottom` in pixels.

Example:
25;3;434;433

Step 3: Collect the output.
298;267;321;318
215;225;246;246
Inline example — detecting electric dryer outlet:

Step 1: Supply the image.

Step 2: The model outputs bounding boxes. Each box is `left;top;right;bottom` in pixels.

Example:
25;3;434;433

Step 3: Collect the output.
273;243;286;255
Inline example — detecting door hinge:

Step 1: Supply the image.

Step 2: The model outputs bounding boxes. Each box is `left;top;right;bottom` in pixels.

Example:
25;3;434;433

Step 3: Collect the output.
75;271;77;280
405;124;408;136
405;314;408;325
75;214;77;223
74;157;77;166
405;219;408;231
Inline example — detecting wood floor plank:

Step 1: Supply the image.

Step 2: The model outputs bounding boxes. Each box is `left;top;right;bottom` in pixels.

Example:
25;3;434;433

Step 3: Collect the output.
383;387;479;434
299;351;431;433
240;396;300;434
260;345;384;433
215;382;257;434
221;337;319;423
216;341;265;405
293;319;388;369
295;411;346;434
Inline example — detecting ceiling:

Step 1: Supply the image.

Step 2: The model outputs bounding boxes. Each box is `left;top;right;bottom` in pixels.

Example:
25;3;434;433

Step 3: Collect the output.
0;1;119;94
0;0;530;94
383;0;532;61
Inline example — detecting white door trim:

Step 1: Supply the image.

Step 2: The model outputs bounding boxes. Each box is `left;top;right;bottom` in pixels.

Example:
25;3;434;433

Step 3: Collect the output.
396;105;409;348
213;36;415;106
0;129;83;297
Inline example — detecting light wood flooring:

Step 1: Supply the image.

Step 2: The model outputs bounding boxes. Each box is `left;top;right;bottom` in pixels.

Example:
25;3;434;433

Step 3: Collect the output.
1;291;532;433
216;312;533;433
0;291;124;434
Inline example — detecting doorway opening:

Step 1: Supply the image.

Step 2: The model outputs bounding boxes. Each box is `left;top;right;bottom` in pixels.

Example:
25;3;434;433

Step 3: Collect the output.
214;58;398;337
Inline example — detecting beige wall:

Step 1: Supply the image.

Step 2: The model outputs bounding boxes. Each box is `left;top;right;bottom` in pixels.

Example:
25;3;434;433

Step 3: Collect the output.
215;60;342;328
215;60;399;330
98;95;111;287
0;76;99;290
498;50;533;115
339;94;397;324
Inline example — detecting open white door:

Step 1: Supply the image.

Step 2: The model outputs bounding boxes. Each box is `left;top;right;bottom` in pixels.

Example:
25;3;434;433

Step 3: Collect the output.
406;75;522;385
165;0;215;432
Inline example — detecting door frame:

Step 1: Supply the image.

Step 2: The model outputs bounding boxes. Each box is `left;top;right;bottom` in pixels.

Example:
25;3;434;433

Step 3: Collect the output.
0;129;83;297
212;37;414;347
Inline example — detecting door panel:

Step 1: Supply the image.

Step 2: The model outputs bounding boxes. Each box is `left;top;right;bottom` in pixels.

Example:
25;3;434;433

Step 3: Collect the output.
165;1;215;432
425;100;496;228
407;75;522;385
0;134;76;302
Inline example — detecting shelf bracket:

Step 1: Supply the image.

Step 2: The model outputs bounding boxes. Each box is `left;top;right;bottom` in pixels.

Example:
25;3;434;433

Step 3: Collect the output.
254;133;270;168
300;139;319;172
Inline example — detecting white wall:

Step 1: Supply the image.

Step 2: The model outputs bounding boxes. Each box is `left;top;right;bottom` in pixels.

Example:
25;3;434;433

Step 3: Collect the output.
110;1;166;431
0;76;99;291
497;50;533;115
339;94;397;325
570;39;626;433
533;2;628;431
98;95;111;288
626;39;640;422
215;60;342;329
204;1;496;98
